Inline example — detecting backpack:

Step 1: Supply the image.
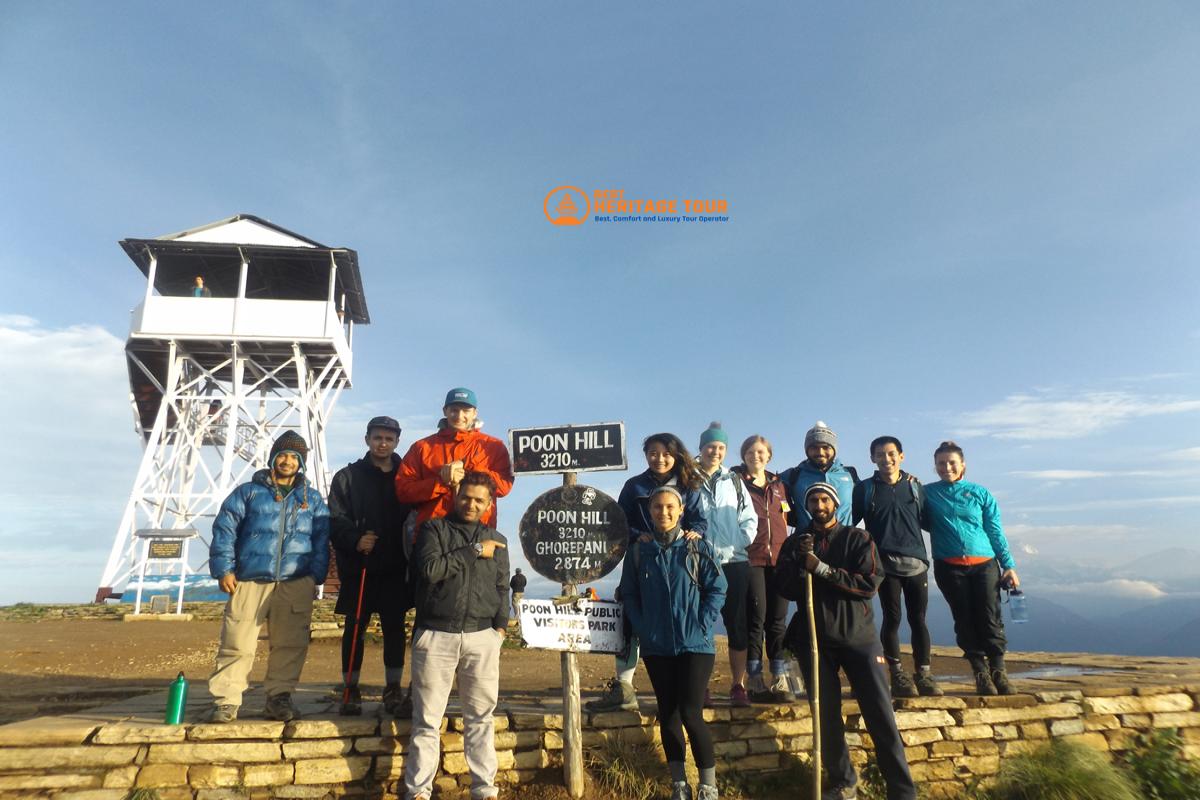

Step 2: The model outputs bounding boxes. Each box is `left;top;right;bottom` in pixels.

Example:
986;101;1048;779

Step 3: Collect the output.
729;469;746;512
861;474;923;519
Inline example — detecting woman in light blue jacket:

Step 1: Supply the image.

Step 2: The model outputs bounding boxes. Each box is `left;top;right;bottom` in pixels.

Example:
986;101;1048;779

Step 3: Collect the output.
696;422;759;707
922;441;1021;696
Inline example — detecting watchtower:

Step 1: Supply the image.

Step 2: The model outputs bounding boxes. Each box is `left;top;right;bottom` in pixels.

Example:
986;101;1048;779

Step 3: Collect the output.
96;215;369;602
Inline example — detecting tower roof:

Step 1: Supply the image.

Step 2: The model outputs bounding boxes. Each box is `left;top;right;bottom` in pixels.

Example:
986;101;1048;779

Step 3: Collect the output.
120;214;371;324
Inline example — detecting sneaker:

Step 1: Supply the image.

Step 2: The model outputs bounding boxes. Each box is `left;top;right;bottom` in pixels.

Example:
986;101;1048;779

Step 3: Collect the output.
730;685;750;708
821;785;857;800
703;688;714;709
206;704;238;723
264;692;299;721
697;784;718;800
974;670;997;696
768;675;796;703
914;671;944;697
991;669;1015;695
585;678;637;713
890;669;919;698
339;685;362;716
670;781;693;800
383;683;404;716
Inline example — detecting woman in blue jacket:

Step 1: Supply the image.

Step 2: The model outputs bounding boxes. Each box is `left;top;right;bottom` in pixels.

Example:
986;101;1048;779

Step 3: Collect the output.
922;441;1021;696
587;433;708;713
621;485;727;800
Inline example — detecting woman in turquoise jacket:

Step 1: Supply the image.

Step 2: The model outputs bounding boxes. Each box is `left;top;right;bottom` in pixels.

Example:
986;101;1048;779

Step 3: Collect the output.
620;485;727;800
922;441;1020;696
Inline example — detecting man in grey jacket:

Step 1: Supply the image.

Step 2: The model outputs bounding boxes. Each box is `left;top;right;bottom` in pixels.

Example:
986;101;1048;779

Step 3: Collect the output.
404;472;510;800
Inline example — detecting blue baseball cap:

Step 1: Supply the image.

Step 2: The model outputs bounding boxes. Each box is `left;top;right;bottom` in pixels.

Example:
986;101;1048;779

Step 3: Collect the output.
444;387;477;408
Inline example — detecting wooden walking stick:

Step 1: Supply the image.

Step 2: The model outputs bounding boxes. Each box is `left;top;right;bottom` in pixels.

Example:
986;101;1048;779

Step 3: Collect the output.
806;566;821;798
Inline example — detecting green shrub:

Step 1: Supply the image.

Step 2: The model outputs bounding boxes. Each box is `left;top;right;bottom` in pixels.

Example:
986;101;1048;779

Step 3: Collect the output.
1120;729;1200;800
984;739;1138;800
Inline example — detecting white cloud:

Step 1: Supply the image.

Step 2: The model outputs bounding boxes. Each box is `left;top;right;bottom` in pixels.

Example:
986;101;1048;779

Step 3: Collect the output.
1009;469;1185;480
1165;447;1200;461
1006;523;1135;540
955;390;1200;440
1050;579;1167;600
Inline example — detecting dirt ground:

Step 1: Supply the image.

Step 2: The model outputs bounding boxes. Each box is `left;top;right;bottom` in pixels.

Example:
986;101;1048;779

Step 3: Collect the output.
0;616;1028;725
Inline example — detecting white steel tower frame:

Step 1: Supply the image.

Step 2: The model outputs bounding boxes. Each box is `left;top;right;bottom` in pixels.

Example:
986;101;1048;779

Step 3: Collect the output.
97;215;369;602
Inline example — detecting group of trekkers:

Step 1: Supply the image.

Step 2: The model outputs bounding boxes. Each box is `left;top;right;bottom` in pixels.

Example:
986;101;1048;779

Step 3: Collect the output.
202;389;1020;800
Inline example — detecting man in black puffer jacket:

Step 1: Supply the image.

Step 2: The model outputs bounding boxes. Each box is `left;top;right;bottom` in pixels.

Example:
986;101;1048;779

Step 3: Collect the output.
777;482;914;800
329;416;412;716
405;472;510;800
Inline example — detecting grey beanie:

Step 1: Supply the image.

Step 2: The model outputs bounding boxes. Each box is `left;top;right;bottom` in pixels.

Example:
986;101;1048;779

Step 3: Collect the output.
805;420;837;453
804;481;841;508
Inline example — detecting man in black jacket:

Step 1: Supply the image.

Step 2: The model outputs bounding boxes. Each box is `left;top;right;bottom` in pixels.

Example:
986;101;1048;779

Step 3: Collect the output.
852;436;942;699
778;482;914;800
328;416;412;716
404;472;509;800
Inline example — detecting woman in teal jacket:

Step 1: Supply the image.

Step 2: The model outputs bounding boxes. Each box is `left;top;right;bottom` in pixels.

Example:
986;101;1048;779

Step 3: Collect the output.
620;485;727;800
922;441;1020;696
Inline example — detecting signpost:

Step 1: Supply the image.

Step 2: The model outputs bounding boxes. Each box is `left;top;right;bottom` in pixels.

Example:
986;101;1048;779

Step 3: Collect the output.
131;528;198;615
509;422;626;475
517;598;624;653
510;421;630;799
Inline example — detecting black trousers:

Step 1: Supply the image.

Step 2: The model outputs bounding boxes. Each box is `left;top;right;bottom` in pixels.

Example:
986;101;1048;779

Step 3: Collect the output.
747;564;790;667
341;602;408;678
643;653;716;769
933;559;1006;662
797;638;916;800
719;561;752;650
877;572;932;668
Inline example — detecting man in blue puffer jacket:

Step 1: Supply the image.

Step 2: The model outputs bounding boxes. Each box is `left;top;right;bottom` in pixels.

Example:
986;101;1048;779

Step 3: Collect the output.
206;430;330;723
779;421;859;529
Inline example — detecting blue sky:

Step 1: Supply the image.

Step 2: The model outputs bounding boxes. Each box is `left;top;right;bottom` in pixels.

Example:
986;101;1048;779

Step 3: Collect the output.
1;2;1198;606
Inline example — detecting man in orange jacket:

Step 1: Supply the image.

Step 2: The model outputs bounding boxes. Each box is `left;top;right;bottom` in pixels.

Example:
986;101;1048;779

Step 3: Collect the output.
396;387;514;534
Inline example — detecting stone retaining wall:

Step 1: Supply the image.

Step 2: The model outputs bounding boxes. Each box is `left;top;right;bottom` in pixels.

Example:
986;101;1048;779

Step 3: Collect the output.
0;684;1198;799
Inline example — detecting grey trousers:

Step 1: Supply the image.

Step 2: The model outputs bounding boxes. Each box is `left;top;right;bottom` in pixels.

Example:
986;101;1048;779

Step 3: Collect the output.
404;627;503;800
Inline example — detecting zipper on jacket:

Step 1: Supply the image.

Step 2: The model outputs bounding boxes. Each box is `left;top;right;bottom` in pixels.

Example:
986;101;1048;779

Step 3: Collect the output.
274;491;288;582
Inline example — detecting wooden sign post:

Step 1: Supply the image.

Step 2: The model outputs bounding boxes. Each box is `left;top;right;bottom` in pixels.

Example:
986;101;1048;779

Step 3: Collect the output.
510;422;630;799
560;471;584;799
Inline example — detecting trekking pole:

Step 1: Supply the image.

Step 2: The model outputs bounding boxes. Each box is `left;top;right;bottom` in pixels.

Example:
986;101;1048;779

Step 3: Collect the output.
806;568;821;798
342;565;368;706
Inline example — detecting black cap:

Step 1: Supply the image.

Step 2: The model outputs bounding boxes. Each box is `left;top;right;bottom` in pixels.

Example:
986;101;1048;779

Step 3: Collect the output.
367;416;402;435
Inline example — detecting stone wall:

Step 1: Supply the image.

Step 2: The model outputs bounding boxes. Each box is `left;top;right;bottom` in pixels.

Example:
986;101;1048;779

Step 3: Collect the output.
0;683;1198;799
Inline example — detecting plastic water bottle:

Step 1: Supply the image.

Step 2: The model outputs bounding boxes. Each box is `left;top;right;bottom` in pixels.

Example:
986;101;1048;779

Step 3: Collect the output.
1007;589;1029;624
165;672;189;724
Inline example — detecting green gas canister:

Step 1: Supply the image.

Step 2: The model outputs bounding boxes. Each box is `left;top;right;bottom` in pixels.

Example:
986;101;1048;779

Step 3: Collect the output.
165;672;189;724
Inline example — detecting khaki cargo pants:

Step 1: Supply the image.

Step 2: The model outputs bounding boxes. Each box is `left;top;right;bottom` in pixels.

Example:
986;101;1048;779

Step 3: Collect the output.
208;576;315;707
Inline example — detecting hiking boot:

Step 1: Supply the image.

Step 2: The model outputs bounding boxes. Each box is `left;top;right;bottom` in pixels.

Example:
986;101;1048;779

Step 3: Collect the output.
914;671;944;697
383;683;404;716
339;685;362;716
264;692;299;721
991;668;1015;695
890;669;919;698
670;781;693;800
394;686;414;718
206;704;238;723
730;685;750;708
697;784;719;800
974;670;997;696
585;678;637;713
821;784;857;800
